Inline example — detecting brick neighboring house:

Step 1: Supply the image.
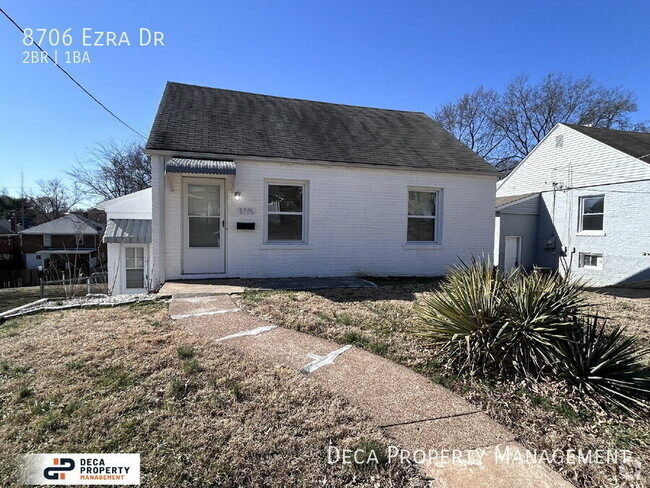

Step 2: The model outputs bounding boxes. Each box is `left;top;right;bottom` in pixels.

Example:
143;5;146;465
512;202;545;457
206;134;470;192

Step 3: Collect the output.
0;217;21;270
19;214;105;275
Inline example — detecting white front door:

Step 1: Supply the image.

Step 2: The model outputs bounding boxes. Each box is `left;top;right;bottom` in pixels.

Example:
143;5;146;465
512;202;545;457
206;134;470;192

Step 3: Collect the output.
183;178;225;274
504;236;522;273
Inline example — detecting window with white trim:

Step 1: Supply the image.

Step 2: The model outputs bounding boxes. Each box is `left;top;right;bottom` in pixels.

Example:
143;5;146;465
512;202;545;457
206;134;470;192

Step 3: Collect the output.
125;247;145;289
579;195;604;232
407;190;439;242
43;234;51;247
579;253;603;269
266;183;307;242
76;234;84;246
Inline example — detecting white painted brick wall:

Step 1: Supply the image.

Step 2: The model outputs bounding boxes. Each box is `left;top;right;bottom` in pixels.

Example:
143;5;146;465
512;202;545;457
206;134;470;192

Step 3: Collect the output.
539;181;650;286
156;159;497;279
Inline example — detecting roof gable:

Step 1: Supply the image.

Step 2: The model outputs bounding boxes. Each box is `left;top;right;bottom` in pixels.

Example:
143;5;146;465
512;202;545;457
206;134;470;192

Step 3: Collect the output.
20;214;99;235
563;124;650;162
146;82;497;176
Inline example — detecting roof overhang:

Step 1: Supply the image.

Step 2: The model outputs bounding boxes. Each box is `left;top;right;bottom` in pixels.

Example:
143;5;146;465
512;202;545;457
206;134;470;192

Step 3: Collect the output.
495;193;538;211
165;157;236;176
104;219;152;244
36;249;96;255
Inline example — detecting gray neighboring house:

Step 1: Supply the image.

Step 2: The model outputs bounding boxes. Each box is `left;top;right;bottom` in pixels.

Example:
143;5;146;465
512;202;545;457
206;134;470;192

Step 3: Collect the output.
495;123;650;287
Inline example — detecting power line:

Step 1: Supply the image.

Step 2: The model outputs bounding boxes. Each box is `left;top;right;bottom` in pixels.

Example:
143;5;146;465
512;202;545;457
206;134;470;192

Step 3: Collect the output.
0;7;147;140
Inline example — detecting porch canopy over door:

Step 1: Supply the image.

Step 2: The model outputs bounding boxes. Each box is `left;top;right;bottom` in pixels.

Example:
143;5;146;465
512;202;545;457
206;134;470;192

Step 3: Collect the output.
165;158;236;176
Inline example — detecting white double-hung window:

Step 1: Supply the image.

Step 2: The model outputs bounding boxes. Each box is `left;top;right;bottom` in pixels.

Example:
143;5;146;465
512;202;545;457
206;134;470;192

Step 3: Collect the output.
407;189;439;243
266;182;307;243
125;247;146;289
579;195;604;233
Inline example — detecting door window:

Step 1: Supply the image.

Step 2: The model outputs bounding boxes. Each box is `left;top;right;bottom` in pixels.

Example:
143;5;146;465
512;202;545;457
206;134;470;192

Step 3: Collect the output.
187;184;220;247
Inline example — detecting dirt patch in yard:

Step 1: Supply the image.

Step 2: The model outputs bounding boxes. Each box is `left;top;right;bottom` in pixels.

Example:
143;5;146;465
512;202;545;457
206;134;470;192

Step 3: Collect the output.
585;288;650;347
238;279;650;488
0;302;424;487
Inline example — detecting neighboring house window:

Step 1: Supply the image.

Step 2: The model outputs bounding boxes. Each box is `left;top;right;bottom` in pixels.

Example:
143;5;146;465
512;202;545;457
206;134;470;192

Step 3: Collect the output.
266;183;307;242
125;247;145;289
76;234;84;246
579;253;603;269
579;195;604;232
43;235;51;247
407;190;439;242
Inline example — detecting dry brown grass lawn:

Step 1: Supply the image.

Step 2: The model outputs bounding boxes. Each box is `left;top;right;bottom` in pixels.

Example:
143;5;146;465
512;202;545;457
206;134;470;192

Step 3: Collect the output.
238;279;650;488
0;301;424;487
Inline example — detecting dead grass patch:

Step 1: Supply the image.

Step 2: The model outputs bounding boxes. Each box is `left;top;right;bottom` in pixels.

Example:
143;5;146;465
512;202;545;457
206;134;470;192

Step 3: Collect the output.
238;278;650;488
0;302;424;487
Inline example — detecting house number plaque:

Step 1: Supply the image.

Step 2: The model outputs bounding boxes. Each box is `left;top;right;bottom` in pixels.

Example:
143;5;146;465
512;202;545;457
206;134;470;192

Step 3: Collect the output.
237;207;256;216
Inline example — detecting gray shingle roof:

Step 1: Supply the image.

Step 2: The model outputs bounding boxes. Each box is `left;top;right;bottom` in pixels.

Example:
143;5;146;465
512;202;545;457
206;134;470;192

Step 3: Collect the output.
0;224;15;236
104;219;152;244
20;214;98;235
166;158;236;175
564;124;650;162
495;193;537;209
146;82;497;175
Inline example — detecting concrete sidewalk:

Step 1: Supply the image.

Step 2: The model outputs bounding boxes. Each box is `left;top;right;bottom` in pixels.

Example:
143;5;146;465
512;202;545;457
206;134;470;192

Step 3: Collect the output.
170;292;572;488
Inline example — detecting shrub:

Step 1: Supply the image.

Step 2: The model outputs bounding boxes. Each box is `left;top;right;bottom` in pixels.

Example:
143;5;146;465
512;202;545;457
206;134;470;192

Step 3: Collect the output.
415;260;586;376
415;260;503;374
499;271;586;375
176;346;195;359
554;315;650;414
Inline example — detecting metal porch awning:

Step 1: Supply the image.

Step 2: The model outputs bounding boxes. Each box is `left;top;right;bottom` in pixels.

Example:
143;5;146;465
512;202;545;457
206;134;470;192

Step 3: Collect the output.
165;157;236;175
103;219;152;244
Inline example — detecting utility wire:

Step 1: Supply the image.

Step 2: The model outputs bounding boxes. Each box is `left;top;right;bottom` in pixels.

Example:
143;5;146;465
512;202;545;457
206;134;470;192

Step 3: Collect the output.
0;7;147;140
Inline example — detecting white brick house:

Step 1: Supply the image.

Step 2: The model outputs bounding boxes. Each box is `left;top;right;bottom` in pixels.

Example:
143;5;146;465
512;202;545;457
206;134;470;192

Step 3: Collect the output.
104;82;499;293
495;123;650;286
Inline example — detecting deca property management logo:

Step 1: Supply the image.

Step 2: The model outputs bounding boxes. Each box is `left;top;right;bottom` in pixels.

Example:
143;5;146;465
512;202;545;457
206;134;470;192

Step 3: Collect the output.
18;453;140;485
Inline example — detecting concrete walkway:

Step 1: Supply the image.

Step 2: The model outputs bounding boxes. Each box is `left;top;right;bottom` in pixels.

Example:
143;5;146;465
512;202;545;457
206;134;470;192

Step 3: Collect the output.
159;276;377;296
169;291;572;487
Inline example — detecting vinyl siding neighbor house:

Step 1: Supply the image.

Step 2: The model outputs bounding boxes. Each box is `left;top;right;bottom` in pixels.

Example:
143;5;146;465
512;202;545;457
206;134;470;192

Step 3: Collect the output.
105;82;499;293
495;123;650;287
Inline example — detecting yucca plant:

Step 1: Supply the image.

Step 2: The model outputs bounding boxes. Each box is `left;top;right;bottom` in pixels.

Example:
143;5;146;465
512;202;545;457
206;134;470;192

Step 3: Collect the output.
415;259;504;374
554;314;650;414
497;272;587;376
416;260;588;377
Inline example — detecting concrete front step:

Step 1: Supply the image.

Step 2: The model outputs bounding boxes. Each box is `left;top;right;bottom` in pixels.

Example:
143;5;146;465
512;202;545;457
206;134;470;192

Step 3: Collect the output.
169;294;239;318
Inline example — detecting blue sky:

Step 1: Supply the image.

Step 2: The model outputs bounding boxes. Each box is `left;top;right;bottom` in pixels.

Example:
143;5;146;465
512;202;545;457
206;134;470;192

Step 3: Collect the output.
1;0;649;202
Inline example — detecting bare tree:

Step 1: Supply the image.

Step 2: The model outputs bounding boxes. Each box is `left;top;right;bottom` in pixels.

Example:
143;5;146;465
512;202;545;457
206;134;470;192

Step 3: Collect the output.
433;72;644;173
433;87;507;167
68;141;151;201
30;178;82;222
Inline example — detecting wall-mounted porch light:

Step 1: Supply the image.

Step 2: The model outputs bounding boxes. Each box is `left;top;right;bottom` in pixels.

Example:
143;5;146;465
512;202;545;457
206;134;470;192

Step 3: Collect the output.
234;191;242;201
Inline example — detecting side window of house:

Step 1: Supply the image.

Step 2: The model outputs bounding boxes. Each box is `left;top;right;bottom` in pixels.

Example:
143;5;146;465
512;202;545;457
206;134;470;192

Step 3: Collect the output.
125;247;145;289
76;234;84;246
407;190;439;242
579;195;604;232
43;234;51;247
579;253;603;269
266;183;307;242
